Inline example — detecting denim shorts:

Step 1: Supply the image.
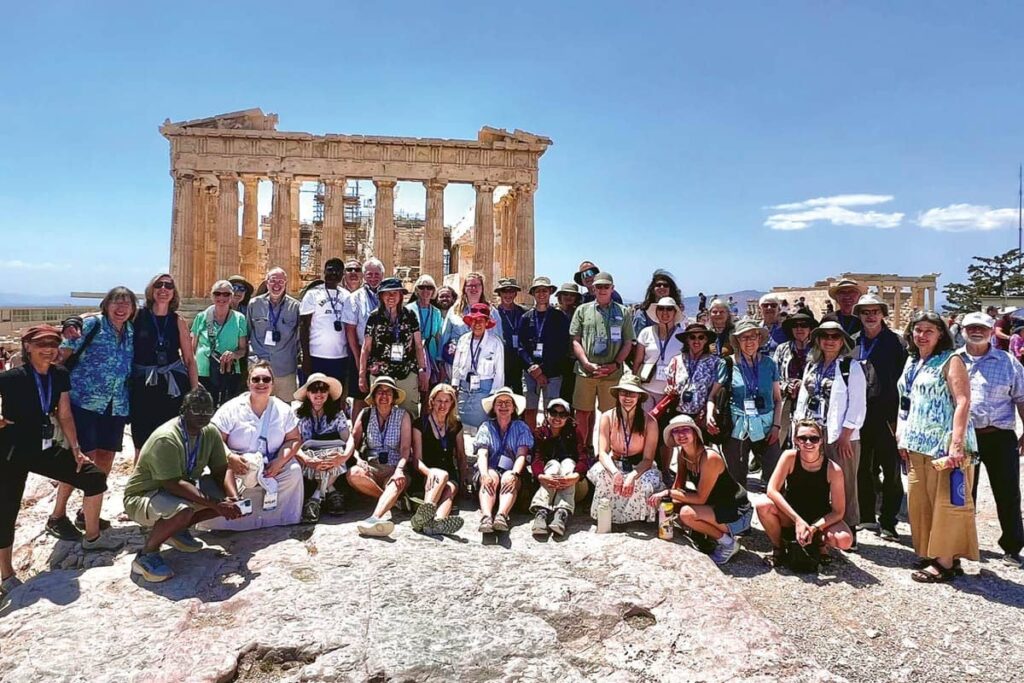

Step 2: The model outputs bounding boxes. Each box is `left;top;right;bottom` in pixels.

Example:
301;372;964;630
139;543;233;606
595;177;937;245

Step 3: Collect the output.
72;403;127;453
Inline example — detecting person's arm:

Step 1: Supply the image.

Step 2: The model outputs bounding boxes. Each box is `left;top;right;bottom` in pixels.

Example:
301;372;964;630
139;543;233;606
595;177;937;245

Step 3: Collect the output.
705;382;722;433
677;452;726;506
299;313;313;375
946;355;971;465
995;324;1012;342
413;331;429;392
596;411;617;475
56;392;88;469
358;335;373;392
630;336;646;376
178;316;200;389
161;476;242;519
765;450;802;524
347;411;365;463
265;425;301;477
219;430;249;474
391;413;413;487
517;315;535;369
811;461;847;533
767;380;783;445
623;416;658;497
572;336;594;373
412;428;431;477
454;428;470;491
492;338;504;390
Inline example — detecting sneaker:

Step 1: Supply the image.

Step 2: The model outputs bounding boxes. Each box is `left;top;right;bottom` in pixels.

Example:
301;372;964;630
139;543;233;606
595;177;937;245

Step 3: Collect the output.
0;575;23;597
165;530;203;553
82;533;124;551
131;552;174;583
549;509;570;537
356;516;395;537
859;521;880;533
301;498;322;524
710;535;740;565
75;510;110;531
531;509;549;536
323;490;346;516
878;526;899;541
748;455;761;474
423;515;465;536
1000;553;1023;569
848;532;859;552
46;515;83;541
478;515;494;534
410;502;438;533
492;513;510;532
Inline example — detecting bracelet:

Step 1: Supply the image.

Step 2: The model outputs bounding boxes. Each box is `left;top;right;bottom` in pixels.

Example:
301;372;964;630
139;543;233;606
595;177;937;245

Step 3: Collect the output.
772;424;781;429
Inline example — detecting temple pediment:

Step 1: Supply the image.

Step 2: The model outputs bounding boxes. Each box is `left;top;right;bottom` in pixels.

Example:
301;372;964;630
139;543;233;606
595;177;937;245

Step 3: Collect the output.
161;108;278;132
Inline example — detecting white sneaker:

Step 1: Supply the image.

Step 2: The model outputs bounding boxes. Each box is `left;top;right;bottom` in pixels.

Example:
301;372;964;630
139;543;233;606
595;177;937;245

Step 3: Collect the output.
356;516;395;537
711;535;739;565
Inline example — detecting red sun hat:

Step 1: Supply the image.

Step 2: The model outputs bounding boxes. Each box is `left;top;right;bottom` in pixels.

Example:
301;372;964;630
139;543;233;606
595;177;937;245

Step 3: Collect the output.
464;302;496;328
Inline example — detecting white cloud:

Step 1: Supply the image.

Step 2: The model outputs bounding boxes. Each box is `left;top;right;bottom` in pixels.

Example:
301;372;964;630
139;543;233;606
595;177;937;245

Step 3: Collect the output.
764;194;903;231
0;259;68;271
917;204;1018;232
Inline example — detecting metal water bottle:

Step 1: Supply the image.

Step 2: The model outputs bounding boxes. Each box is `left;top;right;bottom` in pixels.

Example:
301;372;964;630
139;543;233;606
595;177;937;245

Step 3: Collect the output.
950;467;966;507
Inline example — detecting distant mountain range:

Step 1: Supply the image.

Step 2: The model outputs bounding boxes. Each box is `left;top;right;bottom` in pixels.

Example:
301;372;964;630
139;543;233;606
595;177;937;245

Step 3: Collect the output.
0;292;97;307
681;290;765;315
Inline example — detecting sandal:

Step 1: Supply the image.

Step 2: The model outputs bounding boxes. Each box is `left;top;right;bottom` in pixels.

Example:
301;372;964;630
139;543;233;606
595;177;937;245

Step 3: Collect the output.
911;562;956;583
764;548;787;568
301;498;322;524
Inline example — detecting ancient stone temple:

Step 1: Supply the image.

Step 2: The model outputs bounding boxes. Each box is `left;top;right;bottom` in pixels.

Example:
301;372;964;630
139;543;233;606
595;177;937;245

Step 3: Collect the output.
161;109;552;296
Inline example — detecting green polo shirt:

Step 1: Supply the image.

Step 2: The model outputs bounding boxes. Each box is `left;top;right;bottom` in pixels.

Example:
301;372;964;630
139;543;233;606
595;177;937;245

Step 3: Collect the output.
124;419;228;498
569;300;635;378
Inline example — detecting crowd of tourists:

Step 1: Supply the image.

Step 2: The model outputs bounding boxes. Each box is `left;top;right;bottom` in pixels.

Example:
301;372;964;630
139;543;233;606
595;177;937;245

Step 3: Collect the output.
1;259;1022;592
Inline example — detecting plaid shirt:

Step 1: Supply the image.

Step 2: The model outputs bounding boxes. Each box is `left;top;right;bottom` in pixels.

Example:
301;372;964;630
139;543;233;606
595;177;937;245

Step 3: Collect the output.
955;345;1024;431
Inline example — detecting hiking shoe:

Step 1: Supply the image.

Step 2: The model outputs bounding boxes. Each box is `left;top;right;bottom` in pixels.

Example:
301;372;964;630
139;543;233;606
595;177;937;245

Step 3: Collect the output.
356;516;395;537
165;530;203;553
748;455;761;474
1000;553;1023;569
531;509;549;536
46;515;83;541
301;498;322;524
549;509;569;537
478;515;494;534
878;526;899;541
764;547;787;569
323;490;346;515
411;502;438;533
423;515;465;536
492;513;510;532
75;510;110;531
710;535;740;565
82;533;124;551
0;575;23;597
131;552;174;583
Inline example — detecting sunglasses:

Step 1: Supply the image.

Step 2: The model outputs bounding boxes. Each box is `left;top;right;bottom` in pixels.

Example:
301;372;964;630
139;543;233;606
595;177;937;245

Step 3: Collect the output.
653;281;670;288
308;382;329;393
345;267;361;273
232;284;247;293
761;303;779;309
31;340;60;348
791;322;811;329
580;268;599;279
671;427;694;436
795;435;822;445
213;291;232;298
417;285;436;290
819;332;844;340
594;284;612;290
687;334;708;341
153;281;175;290
656;306;676;313
250;375;273;384
548;410;569;419
185;411;215;420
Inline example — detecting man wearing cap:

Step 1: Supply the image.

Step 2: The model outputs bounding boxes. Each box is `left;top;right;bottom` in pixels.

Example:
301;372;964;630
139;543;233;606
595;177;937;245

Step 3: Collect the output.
123;386;243;582
300;259;352;392
574;261;623;305
853;293;908;539
518;277;570;429
569;272;635;450
248;267;301;401
758;294;788;354
827;279;866;337
342;257;385;416
954;312;1024;566
495;277;528;394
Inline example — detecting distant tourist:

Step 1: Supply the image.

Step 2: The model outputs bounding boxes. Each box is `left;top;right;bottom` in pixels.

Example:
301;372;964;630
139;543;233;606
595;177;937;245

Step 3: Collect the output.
191;280;248;407
529;398;587;537
247;267;301;401
473;387;533;533
698;292;707;313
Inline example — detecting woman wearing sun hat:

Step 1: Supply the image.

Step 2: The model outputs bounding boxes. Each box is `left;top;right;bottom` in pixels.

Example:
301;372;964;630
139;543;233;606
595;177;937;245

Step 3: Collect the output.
648;415;751;565
773;311;818;450
663;322;720;435
631;269;684;336
293;372;351;523
632;296;686;412
473;386;534;533
587;374;664;525
450;302;505;430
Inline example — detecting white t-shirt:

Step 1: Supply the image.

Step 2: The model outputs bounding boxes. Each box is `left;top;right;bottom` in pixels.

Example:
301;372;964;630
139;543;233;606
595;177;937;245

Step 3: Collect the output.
211;394;299;457
636;325;685;396
299;284;350;359
340;285;379;348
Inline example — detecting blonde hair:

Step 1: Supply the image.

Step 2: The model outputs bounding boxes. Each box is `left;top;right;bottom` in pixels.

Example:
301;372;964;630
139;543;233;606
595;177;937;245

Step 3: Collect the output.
143;273;180;312
454;272;488;315
427;383;460;431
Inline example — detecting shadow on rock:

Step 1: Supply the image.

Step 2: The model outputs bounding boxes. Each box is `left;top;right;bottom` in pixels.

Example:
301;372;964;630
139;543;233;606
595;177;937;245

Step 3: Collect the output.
955;568;1024;607
0;568;83;617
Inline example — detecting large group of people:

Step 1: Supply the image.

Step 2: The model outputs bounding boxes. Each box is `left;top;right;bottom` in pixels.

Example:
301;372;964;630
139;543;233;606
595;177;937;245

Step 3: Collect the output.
1;260;1022;593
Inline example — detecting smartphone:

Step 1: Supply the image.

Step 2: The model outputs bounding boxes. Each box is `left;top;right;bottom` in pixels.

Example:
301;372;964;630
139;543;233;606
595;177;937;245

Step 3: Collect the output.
234;499;253;516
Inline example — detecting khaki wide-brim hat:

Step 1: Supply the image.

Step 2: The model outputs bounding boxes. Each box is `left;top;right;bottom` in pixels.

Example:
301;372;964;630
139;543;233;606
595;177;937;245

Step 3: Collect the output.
556;282;583;299
369;376;407;406
609;373;649;400
663;414;704;448
675;321;711;344
810;321;855;353
646;297;684;326
852;293;889;317
481;386;527;415
529;276;556;295
828;278;866;299
730;318;770;349
294;372;343;402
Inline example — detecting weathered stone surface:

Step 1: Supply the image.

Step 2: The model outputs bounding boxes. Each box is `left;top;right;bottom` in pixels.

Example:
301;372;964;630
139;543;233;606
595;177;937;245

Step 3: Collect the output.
2;469;835;683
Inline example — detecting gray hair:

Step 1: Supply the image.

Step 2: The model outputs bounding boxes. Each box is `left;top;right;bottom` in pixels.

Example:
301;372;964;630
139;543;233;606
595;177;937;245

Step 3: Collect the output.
363;258;384;274
210;279;232;295
267;267;288;280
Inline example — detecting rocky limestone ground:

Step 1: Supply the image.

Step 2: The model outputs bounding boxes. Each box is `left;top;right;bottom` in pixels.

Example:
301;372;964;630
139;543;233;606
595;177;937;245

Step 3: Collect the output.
1;441;1022;683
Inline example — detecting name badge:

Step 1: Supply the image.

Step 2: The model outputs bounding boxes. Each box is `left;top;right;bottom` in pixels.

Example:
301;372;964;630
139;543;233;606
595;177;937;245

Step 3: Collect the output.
592;338;608;355
390;344;405;362
511;334;520;349
497;454;514;471
655;364;669;382
263;491;278;512
264;330;277;347
744;398;759;416
155;350;170;366
900;395;911;412
610;326;623;343
469;374;481;392
533;342;544;359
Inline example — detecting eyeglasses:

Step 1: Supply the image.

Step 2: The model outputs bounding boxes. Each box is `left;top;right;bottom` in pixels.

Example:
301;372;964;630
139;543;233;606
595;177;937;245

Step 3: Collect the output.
308;382;329;393
791;322;811;329
548;410;569;419
761;303;779;309
345;267;361;273
213;291;232;298
819;332;844;340
656;306;675;312
153;281;175;290
249;375;273;384
795;435;822;445
859;308;883;316
594;284;612;290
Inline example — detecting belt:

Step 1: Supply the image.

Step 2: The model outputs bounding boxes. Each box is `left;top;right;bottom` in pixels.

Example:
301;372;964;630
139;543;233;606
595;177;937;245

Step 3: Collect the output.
974;426;1011;435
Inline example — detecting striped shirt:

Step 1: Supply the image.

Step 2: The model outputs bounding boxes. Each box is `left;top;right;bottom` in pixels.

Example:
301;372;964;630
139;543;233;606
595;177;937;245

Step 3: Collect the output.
473;419;534;471
955;345;1024;431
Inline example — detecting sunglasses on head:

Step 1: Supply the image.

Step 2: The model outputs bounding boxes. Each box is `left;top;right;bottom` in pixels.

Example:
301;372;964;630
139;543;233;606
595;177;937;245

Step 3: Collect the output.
581;268;598;279
153;281;175;290
795;434;821;445
250;375;273;384
308;382;329;393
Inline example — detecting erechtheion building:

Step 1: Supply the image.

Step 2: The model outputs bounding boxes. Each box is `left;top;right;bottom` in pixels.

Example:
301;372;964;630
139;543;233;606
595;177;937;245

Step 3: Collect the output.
161;109;552;296
770;272;940;328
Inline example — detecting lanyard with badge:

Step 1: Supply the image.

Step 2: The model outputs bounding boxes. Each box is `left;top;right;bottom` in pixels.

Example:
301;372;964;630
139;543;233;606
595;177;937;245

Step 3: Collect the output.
178;418;201;479
152;311;172;365
900;358;927;418
428;414;448;454
532;310;548;360
494;422;515;471
618;417;636;472
654;324;677;382
418;305;434;346
468;336;484;391
265;299;283;346
500;308;521;350
593;304;620;356
681;354;700;403
858;335;878;361
32;366;55;449
388;311;405;363
325;287;344;332
806;359;836;418
739;355;765;415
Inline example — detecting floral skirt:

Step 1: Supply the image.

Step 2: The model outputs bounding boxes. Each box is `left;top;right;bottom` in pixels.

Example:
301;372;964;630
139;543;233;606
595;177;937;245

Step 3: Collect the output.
587;461;665;524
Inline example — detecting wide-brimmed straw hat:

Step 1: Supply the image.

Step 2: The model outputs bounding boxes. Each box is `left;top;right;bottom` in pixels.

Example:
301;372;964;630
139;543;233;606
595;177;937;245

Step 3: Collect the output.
646;297;684;326
294;372;343;402
368;376;407;406
463;302;496;328
675;322;711;344
810;321;854;352
663;414;704;448
730;318;770;349
852;293;889;317
481;386;526;415
828;278;866;299
609;373;649;400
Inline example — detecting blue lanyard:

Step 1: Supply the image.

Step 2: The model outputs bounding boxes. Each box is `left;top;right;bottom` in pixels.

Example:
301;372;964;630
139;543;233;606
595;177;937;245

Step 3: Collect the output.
814;359;838;397
151;310;170;348
739;355;761;394
428;414;448;453
858;334;878;360
906;358;927;393
178;418;201;474
31;366;53;417
268;299;283;331
499;307;520;338
656;325;677;363
618;417;634;455
365;285;379;311
325;287;342;321
534;309;548;340
388;310;402;342
684;353;701;382
495;422;513;459
469;336;484;373
599;305;614;336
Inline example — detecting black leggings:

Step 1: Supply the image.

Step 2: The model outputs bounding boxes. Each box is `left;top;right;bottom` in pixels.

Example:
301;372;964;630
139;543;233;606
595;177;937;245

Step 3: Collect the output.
0;446;107;548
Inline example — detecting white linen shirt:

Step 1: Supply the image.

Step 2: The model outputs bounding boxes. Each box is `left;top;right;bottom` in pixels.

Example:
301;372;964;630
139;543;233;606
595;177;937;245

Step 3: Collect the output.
299;284;350;359
794;357;868;443
450;331;505;388
211;394;299;457
636;325;685;396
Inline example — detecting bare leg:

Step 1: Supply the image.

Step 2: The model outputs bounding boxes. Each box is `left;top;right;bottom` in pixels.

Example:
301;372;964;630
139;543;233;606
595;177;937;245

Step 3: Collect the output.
141;507;219;553
754;498;787;548
678;505;728;540
52;483;73;519
496;472;520;516
346;467;384;500
478;471;499;517
81;493;104;539
0;547;13;580
91;449;115;475
424;469;449;506
372;478;408;518
54;449;113;520
823;521;853;550
436;482;458;518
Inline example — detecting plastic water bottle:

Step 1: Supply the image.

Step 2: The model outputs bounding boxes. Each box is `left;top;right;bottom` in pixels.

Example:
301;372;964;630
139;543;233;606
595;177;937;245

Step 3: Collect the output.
950;468;966;507
596;497;612;533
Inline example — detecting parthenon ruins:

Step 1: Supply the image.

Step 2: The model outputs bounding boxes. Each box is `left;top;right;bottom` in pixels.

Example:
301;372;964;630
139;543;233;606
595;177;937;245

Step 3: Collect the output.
162;109;552;296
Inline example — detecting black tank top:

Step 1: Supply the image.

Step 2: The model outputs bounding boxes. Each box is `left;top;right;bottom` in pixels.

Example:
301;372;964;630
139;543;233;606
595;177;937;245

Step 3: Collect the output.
783;454;831;523
133;308;182;367
684;450;747;509
415;415;462;474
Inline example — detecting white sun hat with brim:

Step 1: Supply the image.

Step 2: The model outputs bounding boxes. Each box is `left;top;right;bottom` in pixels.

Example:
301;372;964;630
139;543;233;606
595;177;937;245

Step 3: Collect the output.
646;297;685;326
294;372;343;401
852;293;889;317
662;414;705;449
481;386;527;415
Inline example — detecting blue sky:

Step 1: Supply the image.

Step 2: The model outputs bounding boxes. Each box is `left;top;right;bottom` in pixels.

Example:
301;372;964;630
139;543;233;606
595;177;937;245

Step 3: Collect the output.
1;2;1021;302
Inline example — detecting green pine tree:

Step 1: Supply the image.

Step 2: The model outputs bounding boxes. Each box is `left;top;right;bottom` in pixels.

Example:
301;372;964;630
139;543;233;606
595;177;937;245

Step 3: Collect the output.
942;249;1024;313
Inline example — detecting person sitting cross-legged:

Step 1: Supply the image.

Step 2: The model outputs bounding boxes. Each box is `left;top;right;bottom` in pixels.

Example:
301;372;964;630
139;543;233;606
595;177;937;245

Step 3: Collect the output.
123;386;243;583
529;398;587;538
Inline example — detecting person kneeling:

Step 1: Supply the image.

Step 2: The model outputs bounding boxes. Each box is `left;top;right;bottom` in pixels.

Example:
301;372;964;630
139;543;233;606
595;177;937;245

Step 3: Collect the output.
650;415;751;565
529;398;587;537
755;419;853;570
474;387;533;533
123;387;244;583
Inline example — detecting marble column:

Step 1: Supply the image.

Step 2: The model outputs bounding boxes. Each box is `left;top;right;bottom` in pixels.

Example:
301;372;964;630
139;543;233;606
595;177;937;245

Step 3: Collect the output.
321;176;347;266
422;178;447;280
289;179;301;287
472;181;496;283
499;190;519;283
513;184;535;302
269;174;293;276
216;174;240;280
240;176;260;284
170;170;196;297
373;178;397;274
893;286;902;328
202;180;219;293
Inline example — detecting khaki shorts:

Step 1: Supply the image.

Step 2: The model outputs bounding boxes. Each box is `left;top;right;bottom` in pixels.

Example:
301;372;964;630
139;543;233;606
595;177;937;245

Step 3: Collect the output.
273;374;299;403
572;375;617;412
124;490;202;528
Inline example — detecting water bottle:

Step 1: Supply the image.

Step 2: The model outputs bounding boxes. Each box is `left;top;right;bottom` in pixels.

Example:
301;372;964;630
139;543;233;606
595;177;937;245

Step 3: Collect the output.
596;497;612;533
658;500;674;540
950;468;966;507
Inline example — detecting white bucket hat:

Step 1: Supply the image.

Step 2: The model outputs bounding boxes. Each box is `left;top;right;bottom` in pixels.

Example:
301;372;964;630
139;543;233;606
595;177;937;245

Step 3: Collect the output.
646;297;684;325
